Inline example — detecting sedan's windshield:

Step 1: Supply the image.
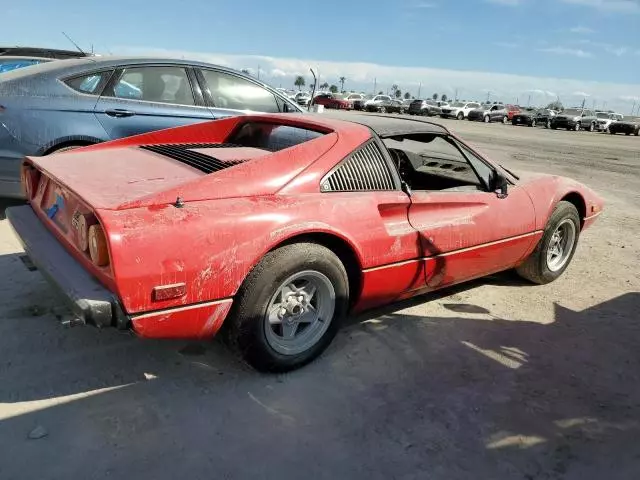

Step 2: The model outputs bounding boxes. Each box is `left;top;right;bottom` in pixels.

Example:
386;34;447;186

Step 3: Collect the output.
563;109;582;116
596;112;611;119
451;102;465;107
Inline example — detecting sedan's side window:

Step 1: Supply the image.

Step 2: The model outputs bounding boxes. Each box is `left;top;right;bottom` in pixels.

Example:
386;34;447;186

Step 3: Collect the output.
65;71;111;95
200;69;280;113
107;66;195;105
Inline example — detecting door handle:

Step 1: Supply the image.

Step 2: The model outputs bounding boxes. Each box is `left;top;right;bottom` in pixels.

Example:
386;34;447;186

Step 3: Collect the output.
105;109;135;118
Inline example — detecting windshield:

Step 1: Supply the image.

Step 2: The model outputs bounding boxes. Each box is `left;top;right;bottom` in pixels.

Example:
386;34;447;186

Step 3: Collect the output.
596;112;610;119
452;102;465;107
563;109;582;116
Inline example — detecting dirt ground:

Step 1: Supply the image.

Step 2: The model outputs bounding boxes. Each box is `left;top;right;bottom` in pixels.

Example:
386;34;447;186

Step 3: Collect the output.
0;113;638;480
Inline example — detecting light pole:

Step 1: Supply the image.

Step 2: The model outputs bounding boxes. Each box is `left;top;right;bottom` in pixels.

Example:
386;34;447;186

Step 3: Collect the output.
418;82;422;98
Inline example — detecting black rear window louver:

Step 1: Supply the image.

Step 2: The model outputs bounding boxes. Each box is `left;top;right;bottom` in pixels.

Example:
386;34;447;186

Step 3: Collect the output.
321;141;396;192
140;143;244;174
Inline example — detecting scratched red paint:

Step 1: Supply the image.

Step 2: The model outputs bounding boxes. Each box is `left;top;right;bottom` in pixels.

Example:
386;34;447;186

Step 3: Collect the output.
19;113;604;339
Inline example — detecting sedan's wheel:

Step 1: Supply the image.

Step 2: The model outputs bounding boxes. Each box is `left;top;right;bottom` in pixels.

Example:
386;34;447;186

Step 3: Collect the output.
605;127;610;134
502;115;508;124
457;112;464;120
635;129;639;136
546;120;551;129
380;107;386;113
574;122;581;131
531;119;537;127
609;130;615;135
484;115;490;123
516;201;580;285
589;122;595;132
225;243;348;372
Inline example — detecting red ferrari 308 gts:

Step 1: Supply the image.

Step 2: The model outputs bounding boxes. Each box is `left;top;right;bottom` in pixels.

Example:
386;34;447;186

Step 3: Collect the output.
7;113;603;371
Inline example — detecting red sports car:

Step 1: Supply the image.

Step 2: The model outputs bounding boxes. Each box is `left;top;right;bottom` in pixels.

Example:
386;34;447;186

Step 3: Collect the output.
7;114;603;371
312;93;353;110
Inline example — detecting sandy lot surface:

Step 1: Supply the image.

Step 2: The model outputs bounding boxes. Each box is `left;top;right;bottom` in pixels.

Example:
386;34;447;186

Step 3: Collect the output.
0;114;638;480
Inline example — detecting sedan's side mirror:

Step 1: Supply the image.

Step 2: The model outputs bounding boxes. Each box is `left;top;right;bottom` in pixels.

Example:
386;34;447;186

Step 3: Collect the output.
494;172;508;198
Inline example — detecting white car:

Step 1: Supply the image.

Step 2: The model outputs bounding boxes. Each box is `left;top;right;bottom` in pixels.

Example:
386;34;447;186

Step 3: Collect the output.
294;91;312;106
440;101;482;120
364;94;392;108
594;112;621;132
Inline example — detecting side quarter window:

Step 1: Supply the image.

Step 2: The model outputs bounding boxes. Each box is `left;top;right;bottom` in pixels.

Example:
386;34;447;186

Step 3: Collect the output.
64;71;112;95
199;69;280;113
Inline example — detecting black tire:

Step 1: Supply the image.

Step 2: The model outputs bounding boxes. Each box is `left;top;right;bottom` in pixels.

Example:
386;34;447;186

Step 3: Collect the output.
502;115;508;124
609;130;615;135
551;124;557;130
574;122;581;131
516;201;581;285
589;122;595;132
484;115;490;123
380;106;386;114
626;132;631;136
225;243;349;372
457;112;464;120
635;129;639;136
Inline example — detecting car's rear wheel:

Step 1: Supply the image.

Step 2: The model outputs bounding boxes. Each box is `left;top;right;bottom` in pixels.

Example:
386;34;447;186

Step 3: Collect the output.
516;201;580;285
484;115;490;123
502;115;508;124
380;106;386;113
574;122;581;131
531;119;537;127
225;243;348;372
457;112;464;120
589;122;595;132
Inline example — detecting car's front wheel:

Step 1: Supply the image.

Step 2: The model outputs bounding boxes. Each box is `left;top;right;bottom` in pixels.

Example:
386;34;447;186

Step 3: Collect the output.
573;122;581;131
484;115;490;123
502;115;508;124
531;119;537;127
225;243;349;372
457;112;464;120
516;201;580;284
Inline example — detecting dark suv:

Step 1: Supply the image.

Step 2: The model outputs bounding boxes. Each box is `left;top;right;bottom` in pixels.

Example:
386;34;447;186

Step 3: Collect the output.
550;108;598;132
408;99;441;116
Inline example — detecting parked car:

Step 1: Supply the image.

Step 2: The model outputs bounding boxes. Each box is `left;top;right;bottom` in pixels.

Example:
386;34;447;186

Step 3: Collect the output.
550;108;598;131
294;91;311;106
365;98;403;113
7;113;603;372
511;108;539;127
311;93;352;110
467;103;509;123
608;121;639;136
0;56;302;198
345;93;365;103
506;104;521;120
594;112;618;132
353;94;372;111
364;94;392;110
408;99;442;116
534;109;557;128
440;101;482;120
0;56;52;74
0;46;90;59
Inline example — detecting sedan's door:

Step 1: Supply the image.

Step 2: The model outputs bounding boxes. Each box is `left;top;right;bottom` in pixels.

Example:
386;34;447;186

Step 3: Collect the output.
94;65;214;140
389;135;537;288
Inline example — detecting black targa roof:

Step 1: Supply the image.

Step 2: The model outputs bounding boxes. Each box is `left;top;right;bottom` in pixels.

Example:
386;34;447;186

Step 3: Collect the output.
344;114;449;137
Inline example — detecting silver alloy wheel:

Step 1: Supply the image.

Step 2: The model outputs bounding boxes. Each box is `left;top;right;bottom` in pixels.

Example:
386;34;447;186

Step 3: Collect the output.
264;270;336;356
531;119;537;127
484;115;490;123
502;116;508;124
546;219;577;272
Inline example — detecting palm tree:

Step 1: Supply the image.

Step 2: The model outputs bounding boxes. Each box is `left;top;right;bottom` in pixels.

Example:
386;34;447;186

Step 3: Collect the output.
395;89;402;99
294;76;306;91
241;69;250;75
320;82;329;91
441;94;448;102
339;76;346;92
432;93;438;100
404;92;411;99
329;84;338;93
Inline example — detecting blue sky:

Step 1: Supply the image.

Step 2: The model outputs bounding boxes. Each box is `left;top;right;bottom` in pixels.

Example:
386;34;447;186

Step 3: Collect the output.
3;0;640;111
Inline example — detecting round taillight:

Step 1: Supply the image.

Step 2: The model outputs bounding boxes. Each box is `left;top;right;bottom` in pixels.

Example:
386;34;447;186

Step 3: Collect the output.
88;224;109;267
76;214;97;252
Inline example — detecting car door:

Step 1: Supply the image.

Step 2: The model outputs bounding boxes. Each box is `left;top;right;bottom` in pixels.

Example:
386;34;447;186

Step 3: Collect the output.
94;64;214;140
389;135;536;288
196;68;288;118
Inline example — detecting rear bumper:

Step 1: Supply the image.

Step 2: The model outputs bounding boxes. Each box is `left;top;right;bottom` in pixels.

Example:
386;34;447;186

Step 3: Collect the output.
6;205;235;339
6;205;126;329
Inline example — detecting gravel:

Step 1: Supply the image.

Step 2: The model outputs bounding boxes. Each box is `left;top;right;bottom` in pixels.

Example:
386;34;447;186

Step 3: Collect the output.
0;114;638;479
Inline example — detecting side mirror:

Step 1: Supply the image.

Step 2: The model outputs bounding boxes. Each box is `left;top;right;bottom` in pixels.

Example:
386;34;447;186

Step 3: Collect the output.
494;172;508;198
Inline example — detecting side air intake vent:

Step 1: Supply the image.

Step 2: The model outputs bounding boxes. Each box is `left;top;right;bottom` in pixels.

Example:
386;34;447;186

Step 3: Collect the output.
321;141;396;192
140;143;244;174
